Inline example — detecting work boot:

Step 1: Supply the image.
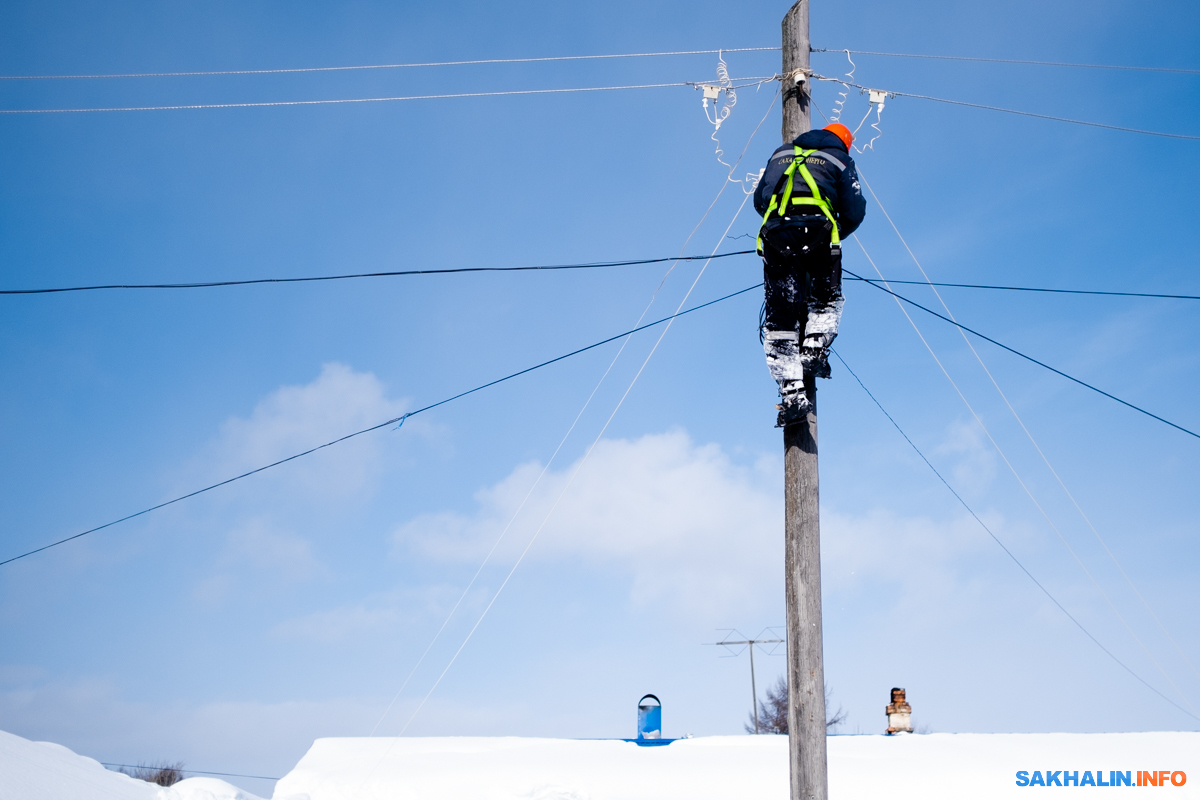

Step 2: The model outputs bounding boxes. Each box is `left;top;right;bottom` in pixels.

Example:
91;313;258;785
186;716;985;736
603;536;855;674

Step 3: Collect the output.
775;383;810;428
801;345;832;379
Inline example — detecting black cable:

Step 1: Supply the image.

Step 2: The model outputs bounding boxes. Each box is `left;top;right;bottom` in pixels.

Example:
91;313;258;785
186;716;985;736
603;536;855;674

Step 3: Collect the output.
812;48;1200;75
9;250;1194;301
844;276;1200;301
844;267;1200;440
831;348;1200;724
102;763;280;781
0;251;758;295
0;282;762;568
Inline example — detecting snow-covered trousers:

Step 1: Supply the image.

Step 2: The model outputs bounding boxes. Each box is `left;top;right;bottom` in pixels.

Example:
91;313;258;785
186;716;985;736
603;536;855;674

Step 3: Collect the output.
759;217;844;395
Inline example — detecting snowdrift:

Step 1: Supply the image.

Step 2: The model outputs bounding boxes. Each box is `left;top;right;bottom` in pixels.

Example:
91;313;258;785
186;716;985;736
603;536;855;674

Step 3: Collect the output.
0;729;263;800
273;731;1200;800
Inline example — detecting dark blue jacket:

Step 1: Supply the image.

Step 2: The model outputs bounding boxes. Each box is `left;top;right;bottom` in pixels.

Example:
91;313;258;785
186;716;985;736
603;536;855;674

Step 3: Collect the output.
753;129;866;238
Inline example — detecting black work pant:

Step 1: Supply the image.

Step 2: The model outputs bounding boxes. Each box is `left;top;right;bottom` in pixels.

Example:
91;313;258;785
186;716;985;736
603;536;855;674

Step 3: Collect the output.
760;216;843;336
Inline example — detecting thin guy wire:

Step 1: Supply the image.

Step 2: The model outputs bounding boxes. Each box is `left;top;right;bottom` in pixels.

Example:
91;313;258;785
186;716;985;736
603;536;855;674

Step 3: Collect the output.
830;349;1200;723
0;251;756;295
361;95;776;739
354;195;753;800
0;81;714;114
0;47;781;80
843;267;1200;440
843;276;1200;301
860;171;1200;690
646;85;777;298
809;74;1200;141
811;48;1200;75
852;236;1197;714
0;282;761;569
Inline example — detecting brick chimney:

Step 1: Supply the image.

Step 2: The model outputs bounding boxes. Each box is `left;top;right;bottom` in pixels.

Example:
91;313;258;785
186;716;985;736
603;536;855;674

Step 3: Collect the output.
885;687;913;734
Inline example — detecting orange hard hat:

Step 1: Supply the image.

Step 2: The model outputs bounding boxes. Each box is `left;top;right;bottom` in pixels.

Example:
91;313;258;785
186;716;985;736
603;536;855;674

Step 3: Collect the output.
823;123;854;150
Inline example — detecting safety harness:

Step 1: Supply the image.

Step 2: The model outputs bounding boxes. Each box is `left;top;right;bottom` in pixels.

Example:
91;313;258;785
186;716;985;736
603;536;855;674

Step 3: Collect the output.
756;146;841;256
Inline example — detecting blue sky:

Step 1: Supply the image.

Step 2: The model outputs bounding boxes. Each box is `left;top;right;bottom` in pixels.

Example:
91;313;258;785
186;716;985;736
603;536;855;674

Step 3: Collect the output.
2;0;1199;794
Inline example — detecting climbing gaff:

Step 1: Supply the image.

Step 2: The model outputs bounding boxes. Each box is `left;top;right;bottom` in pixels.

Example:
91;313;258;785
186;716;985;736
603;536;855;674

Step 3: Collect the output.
637;694;662;740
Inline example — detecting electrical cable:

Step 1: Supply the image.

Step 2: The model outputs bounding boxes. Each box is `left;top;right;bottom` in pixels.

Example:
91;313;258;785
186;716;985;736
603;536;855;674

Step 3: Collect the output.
0;47;781;80
844;276;1200;301
6;258;1195;301
859;170;1200;691
811;48;1200;76
852;235;1198;713
809;73;1200;141
843;266;1200;440
0;251;757;295
0;282;761;569
831;349;1200;724
0;80;747;115
102;764;280;781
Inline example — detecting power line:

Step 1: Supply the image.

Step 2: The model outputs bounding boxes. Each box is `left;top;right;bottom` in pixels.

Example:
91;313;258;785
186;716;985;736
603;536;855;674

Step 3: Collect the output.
812;73;1200;141
845;276;1200;300
0;251;757;295
844;267;1200;440
0;77;775;115
830;349;1200;724
0;47;781;80
892;90;1200;141
0;282;761;568
102;764;280;781
6;258;1194;300
812;48;1200;75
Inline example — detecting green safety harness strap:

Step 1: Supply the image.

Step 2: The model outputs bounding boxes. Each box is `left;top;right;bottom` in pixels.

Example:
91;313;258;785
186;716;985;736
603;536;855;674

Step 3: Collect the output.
756;146;841;255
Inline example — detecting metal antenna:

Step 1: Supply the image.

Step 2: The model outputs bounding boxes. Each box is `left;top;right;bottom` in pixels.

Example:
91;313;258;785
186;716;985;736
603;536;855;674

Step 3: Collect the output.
708;628;785;734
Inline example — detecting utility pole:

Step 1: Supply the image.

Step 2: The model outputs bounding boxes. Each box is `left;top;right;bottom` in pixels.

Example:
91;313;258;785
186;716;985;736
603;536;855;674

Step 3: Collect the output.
712;633;785;734
781;3;828;800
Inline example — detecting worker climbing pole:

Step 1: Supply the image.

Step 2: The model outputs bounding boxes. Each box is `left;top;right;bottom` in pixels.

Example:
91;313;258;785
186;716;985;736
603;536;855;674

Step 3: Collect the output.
758;3;868;799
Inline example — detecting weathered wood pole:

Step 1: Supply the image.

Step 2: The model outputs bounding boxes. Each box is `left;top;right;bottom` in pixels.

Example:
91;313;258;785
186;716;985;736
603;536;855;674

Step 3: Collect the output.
781;3;828;800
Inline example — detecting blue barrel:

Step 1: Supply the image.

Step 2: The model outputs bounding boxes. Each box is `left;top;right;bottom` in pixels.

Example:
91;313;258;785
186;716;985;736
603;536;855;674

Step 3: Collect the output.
637;694;662;740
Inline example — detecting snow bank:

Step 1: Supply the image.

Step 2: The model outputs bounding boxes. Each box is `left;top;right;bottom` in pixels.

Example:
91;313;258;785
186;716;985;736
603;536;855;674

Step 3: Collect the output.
0;729;263;800
273;731;1200;800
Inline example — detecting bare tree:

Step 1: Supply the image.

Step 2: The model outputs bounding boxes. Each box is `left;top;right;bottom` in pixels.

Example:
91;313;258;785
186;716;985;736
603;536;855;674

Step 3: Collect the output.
118;762;185;787
746;676;846;734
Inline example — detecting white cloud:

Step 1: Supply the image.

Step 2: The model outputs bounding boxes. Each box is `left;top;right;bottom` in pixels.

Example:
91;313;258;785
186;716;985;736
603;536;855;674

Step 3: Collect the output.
935;418;997;496
223;517;323;581
192;518;326;606
390;428;1015;629
394;429;784;619
270;584;490;644
197;362;410;501
271;603;403;644
820;507;996;611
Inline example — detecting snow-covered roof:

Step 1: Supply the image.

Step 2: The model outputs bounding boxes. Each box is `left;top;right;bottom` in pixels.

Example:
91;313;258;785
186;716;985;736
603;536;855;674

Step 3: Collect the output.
273;730;1199;800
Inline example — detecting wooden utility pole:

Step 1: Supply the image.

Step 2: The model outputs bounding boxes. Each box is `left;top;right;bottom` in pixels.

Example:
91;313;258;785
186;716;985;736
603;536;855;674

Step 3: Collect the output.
781;3;828;800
